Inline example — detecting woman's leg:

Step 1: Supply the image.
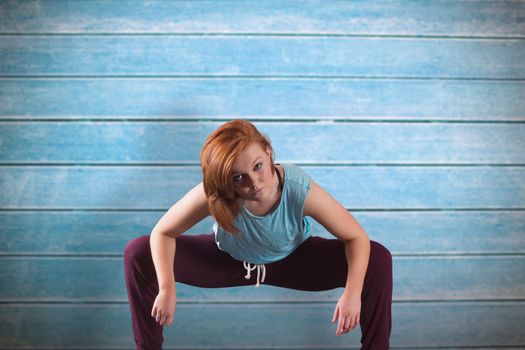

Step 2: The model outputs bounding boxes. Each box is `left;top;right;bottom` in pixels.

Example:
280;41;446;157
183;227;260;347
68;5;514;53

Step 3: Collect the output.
124;234;392;349
123;233;253;350
264;237;392;350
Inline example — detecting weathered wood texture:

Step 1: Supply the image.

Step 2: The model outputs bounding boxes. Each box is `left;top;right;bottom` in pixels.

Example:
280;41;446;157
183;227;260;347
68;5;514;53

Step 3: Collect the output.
0;1;524;349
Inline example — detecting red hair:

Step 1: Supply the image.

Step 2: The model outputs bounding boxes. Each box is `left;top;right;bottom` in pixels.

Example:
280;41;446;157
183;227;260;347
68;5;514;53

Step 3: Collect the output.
200;119;276;235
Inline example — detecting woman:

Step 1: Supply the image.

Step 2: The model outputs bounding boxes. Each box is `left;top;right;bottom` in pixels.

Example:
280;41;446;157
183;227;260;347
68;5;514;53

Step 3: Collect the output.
124;119;392;350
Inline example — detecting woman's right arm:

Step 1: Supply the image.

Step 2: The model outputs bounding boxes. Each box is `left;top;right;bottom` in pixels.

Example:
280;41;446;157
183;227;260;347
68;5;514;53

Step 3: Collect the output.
149;181;210;326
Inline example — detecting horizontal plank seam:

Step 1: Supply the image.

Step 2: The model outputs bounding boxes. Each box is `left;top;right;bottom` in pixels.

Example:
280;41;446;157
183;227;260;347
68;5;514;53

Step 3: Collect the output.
182;346;524;350
2;163;525;166
0;347;523;350
2;119;525;124
158;347;525;350
0;346;525;349
1;75;525;81
1;299;525;305
2;118;525;123
1;32;525;40
1;208;525;212
1;253;525;258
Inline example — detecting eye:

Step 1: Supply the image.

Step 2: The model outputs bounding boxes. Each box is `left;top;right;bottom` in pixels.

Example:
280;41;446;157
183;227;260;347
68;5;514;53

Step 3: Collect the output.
232;162;263;182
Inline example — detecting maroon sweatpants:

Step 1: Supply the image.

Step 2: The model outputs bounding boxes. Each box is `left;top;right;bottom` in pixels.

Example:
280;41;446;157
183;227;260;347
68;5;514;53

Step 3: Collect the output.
123;234;392;350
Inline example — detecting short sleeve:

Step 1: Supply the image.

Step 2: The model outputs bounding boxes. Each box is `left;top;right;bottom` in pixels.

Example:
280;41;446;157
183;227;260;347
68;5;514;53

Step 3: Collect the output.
285;163;312;227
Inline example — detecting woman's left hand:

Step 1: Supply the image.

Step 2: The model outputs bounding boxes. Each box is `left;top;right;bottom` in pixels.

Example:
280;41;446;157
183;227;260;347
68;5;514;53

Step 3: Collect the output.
332;291;361;336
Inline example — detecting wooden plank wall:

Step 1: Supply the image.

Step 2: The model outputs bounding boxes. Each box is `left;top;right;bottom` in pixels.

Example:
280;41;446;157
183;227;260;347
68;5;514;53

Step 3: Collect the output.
1;1;524;349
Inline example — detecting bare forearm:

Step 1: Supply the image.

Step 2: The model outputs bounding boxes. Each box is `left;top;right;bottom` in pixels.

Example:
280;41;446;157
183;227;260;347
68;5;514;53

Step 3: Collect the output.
150;231;176;291
343;235;370;296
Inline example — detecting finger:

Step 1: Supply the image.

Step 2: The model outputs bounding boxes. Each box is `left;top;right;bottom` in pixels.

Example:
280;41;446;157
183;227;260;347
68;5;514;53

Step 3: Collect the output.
337;317;345;336
332;307;338;323
151;306;156;318
167;314;174;326
343;316;351;333
351;314;358;329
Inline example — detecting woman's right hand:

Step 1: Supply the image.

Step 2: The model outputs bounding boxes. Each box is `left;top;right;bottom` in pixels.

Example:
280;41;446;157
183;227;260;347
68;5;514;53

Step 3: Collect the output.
151;286;177;326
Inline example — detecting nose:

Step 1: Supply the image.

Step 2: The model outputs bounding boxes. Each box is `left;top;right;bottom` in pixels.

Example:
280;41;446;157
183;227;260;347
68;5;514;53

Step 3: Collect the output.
246;175;262;190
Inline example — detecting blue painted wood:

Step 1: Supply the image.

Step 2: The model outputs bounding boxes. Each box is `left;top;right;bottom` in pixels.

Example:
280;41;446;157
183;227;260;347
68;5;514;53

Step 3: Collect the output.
1;211;524;255
1;0;524;348
0;1;523;36
2;36;524;79
0;302;524;348
1;122;524;163
1;166;524;209
1;79;524;120
0;256;523;301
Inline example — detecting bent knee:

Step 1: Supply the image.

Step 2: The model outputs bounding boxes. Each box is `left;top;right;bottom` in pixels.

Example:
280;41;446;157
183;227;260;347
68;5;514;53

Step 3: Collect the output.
370;240;392;270
123;234;151;262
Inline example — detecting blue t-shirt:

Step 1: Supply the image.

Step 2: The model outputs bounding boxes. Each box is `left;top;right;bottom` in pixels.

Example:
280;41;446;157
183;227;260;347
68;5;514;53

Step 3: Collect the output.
213;162;313;264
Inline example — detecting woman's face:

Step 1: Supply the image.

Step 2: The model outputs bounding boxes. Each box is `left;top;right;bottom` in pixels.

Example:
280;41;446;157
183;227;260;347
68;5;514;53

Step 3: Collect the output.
231;142;274;202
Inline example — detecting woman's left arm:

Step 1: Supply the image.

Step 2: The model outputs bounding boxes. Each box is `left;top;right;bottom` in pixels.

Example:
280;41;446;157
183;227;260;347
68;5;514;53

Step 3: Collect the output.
303;179;371;336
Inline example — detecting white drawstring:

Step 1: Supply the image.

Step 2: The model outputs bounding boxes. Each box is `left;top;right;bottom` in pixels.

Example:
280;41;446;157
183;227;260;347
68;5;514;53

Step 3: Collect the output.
243;261;266;287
